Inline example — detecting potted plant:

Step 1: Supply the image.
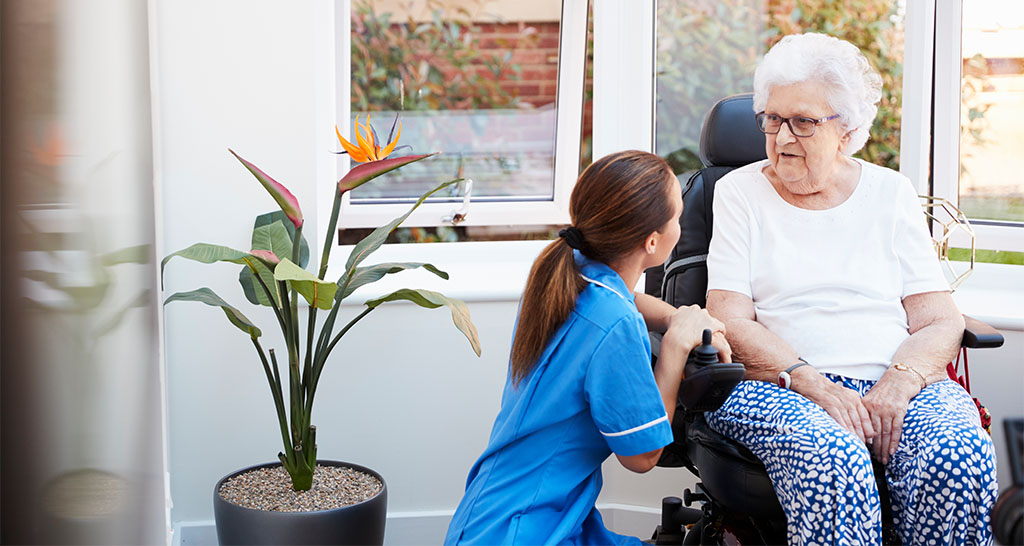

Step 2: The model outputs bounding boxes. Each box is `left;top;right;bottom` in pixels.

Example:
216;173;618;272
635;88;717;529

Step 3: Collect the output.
161;115;481;545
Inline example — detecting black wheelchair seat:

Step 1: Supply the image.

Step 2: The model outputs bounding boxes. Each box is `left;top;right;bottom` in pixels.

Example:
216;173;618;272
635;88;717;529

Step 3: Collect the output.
685;413;784;520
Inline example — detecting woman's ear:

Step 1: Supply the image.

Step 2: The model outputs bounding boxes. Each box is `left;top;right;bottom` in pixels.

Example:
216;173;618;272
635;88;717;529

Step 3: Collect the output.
840;128;853;149
645;231;659;255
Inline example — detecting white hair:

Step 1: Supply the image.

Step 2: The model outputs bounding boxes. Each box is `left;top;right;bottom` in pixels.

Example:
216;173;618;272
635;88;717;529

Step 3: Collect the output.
752;33;883;155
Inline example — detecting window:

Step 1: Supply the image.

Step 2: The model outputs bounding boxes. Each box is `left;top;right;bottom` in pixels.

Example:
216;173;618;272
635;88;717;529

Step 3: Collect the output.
331;0;588;233
933;0;1024;253
654;0;906;179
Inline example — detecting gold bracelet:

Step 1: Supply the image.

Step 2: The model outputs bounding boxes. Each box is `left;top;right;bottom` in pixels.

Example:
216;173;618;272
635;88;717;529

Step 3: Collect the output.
891;362;927;389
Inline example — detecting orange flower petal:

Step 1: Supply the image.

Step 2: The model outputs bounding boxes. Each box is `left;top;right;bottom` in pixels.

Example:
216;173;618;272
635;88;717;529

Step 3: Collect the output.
336;124;370;163
353;116;375;160
365;114;376;155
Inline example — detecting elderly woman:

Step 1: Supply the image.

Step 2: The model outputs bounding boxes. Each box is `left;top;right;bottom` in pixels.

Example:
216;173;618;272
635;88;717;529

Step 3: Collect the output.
706;33;997;545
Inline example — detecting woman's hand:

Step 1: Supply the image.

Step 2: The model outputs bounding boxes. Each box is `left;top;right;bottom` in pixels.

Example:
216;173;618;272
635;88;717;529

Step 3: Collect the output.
790;367;875;444
862;370;920;464
662;305;730;363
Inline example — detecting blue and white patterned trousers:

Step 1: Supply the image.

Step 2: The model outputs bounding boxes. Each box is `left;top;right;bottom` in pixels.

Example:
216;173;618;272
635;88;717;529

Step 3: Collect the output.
706;375;998;546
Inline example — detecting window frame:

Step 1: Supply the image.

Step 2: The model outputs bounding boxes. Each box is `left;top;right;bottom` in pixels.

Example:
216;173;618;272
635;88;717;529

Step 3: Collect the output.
321;0;588;234
930;0;1024;252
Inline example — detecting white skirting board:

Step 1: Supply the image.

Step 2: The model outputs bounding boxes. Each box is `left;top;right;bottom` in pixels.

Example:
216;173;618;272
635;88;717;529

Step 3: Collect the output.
173;504;664;545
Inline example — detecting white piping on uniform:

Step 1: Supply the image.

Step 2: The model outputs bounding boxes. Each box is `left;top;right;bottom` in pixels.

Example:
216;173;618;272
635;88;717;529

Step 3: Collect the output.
580;274;629;303
599;415;669;438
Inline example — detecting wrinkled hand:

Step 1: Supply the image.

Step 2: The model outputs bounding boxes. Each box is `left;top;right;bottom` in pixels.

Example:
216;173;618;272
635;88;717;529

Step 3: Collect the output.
791;368;875;444
663;305;730;362
862;372;919;464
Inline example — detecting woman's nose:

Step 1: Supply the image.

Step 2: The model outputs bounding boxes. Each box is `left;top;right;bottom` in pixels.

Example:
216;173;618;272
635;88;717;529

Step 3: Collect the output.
775;121;798;145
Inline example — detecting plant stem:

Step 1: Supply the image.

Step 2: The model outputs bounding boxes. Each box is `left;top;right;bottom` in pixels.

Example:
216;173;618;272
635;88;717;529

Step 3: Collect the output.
279;284;302;446
269;349;295;468
288;226;302;416
313;293;343;368
303;306;374;422
251;264;287;334
304;306;316;397
306;425;317;469
318;186;343;281
254;341;292;460
323;306;375;365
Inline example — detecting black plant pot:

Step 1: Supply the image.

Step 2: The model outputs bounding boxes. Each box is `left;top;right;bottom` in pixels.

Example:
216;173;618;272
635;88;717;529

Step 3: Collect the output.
213;460;387;546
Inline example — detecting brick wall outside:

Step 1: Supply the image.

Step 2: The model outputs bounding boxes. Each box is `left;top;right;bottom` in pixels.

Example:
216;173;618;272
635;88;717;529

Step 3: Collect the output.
392;20;561;110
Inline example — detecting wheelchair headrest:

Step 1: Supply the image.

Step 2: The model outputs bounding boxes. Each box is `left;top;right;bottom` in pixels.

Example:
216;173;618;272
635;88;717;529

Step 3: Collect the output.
698;93;767;168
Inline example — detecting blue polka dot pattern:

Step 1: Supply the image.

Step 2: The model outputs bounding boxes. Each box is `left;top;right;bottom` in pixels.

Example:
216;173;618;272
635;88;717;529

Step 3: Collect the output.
706;375;997;545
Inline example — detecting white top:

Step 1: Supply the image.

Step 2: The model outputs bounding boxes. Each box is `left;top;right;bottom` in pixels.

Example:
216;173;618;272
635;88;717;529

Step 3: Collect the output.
707;159;950;380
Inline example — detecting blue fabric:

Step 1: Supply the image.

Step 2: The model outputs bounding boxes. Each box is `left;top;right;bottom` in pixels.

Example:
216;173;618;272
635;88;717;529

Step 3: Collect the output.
706;375;998;546
445;252;673;545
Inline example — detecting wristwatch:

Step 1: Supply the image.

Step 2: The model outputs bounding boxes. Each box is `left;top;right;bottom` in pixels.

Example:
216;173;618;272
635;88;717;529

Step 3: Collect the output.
891;362;927;389
778;359;812;390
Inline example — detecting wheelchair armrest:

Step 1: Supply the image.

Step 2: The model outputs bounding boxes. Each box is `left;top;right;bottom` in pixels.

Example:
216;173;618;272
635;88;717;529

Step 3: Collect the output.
962;315;1004;349
650;331;662;359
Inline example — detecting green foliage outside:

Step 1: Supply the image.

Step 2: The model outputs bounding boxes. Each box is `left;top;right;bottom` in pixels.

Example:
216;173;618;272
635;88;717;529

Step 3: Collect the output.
350;0;525;113
656;0;905;174
949;248;1024;266
349;0;540;243
656;0;773;173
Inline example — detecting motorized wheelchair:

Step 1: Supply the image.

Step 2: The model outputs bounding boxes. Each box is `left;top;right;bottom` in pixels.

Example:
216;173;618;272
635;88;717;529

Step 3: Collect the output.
645;93;1006;545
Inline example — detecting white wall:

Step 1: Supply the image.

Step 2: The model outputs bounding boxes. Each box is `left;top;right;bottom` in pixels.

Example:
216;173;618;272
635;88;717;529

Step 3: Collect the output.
155;0;324;525
153;2;544;531
156;2;1024;543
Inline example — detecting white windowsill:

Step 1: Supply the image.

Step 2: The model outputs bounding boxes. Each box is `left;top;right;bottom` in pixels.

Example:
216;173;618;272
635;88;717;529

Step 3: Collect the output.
334;240;550;305
950;262;1024;332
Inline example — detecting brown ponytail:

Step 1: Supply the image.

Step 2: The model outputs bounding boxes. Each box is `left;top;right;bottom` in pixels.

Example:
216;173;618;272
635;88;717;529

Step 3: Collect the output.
509;150;677;386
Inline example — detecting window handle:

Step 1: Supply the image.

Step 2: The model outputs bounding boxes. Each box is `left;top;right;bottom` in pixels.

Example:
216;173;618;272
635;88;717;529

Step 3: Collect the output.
442;179;473;226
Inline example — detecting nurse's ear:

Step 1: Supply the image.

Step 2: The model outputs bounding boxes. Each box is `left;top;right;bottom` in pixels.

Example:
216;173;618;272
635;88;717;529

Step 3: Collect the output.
644;231;659;255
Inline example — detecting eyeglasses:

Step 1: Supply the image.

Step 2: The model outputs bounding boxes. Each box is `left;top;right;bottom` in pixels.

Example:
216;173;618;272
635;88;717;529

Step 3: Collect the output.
755;111;840;138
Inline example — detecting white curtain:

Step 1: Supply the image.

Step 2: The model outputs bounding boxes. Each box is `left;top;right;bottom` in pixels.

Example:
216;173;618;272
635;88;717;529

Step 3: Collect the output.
1;0;168;543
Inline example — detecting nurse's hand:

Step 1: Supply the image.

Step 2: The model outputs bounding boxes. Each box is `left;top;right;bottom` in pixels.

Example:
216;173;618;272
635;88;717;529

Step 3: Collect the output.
663;305;730;363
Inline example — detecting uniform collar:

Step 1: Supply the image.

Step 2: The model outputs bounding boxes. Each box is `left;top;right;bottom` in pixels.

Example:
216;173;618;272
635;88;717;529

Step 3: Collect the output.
574;250;635;303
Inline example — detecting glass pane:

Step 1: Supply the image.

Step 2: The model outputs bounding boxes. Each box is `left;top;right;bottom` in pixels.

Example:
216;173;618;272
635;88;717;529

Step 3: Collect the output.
959;0;1024;223
349;0;561;203
655;0;905;176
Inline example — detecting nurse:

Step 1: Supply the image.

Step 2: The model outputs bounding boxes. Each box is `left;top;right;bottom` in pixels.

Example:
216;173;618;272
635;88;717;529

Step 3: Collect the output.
445;150;730;545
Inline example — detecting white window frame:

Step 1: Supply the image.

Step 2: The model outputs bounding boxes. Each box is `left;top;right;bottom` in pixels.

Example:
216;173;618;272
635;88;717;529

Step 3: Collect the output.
592;0;656;158
319;0;588;235
899;0;936;196
931;0;1024;252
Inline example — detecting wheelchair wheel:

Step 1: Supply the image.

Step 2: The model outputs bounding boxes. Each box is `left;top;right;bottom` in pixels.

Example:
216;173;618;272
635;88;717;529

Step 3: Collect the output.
680;517;705;545
680;515;782;545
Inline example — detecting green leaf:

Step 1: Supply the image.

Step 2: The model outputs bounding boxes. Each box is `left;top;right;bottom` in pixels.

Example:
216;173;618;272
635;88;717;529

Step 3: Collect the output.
274;259;337;310
161;243;263;288
365;288;481;356
164;287;262;339
337;153;436;194
253;211;309;268
252;221;294;263
341;262;448;300
343;178;460;273
239;259;281;307
230;149;304;229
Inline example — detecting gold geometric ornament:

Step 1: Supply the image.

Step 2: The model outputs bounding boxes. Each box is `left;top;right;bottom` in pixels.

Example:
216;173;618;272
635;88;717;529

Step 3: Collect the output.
919;195;974;292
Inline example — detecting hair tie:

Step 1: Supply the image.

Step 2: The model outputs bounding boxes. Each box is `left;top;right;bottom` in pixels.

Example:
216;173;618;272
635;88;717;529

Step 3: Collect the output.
558;226;585;250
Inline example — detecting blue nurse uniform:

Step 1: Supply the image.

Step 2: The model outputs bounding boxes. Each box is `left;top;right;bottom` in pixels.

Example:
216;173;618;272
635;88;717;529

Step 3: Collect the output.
445;252;673;545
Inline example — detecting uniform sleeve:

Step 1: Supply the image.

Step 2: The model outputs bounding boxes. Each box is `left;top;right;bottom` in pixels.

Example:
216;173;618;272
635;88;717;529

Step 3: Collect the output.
893;178;950;297
706;176;753;297
584;318;672;456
